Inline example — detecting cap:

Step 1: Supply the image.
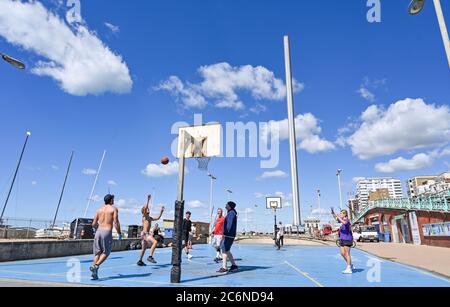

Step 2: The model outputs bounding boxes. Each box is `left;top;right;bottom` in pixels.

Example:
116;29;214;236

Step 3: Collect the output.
227;201;237;210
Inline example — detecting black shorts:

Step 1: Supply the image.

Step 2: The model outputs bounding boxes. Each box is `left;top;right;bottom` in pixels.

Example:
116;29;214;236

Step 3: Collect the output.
339;240;354;247
182;233;189;244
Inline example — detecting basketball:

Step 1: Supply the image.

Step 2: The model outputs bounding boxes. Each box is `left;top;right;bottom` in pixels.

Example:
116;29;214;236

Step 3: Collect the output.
161;156;170;165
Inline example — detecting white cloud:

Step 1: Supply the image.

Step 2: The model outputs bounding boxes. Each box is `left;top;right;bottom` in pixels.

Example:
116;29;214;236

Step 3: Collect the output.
155;76;207;109
261;113;335;154
155;62;304;110
239;208;255;214
357;77;386;102
375;153;433;173
31;181;38;186
352;177;366;184
167;209;175;215
357;87;375;102
346;98;450;160
0;0;132;96
116;198;141;215
311;208;330;215
259;170;288;180
299;135;336;153
249;103;267;114
187;200;206;209
375;147;450;173
91;195;102;203
141;161;179;178
437;147;450;158
254;192;264;198
82;168;97;176
51;165;59;171
104;22;120;34
107;180;118;186
274;191;283;197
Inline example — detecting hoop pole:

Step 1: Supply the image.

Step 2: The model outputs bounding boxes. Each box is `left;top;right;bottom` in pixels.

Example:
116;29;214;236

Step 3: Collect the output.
171;131;187;284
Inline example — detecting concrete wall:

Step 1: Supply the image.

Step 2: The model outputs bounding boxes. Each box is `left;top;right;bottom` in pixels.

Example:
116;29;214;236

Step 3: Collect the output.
0;228;36;240
0;236;208;262
0;239;140;262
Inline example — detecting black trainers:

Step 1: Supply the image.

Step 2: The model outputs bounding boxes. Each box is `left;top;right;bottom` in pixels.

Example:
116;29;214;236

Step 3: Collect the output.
147;256;157;264
137;260;146;267
90;265;99;280
214;257;221;263
217;268;228;274
229;265;239;272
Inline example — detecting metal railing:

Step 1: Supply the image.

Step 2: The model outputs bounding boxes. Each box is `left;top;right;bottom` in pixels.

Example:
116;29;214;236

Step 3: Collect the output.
352;190;450;223
0;217;135;240
0;217;71;240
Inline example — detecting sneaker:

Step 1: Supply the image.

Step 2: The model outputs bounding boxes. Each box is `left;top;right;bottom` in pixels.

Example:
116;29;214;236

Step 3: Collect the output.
217;268;228;274
90;265;99;280
213;257;220;263
137;260;147;267
187;254;193;260
342;267;353;274
229;265;239;272
147;256;157;264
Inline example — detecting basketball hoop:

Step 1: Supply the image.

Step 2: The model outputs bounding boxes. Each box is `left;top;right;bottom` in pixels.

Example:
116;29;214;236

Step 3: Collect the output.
196;157;211;171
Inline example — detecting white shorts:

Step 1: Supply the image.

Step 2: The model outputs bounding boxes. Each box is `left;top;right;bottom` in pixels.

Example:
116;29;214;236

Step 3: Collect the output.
212;235;223;249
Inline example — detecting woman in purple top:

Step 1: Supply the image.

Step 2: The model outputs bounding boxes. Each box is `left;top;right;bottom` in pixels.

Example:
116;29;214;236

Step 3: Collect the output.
332;208;354;274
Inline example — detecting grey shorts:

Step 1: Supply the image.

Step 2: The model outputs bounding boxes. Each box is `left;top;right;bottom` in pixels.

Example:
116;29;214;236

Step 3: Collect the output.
93;229;113;257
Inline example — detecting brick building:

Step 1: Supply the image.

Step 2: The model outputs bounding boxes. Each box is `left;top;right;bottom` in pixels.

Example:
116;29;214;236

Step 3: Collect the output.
354;191;450;248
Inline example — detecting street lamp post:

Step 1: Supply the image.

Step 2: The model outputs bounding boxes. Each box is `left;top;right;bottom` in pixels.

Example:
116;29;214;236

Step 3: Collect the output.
0;132;31;225
317;189;321;210
1;53;26;70
337;169;344;211
408;0;450;68
207;173;217;239
226;189;233;201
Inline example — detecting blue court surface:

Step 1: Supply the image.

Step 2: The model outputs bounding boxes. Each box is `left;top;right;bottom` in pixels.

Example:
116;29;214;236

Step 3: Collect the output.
0;243;448;287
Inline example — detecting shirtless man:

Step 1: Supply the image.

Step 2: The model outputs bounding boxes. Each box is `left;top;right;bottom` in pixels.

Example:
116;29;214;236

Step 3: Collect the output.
90;194;122;280
137;194;165;266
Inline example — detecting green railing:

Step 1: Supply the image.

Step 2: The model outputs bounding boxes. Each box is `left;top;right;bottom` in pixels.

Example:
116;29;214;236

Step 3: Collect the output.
352;190;450;223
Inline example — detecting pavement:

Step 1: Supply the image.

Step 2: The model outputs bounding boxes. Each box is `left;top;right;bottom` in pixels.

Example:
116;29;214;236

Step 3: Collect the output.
0;242;448;287
355;242;450;277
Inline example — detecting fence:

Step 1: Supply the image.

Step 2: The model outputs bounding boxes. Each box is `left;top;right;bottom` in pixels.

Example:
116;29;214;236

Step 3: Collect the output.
353;190;450;223
0;217;133;240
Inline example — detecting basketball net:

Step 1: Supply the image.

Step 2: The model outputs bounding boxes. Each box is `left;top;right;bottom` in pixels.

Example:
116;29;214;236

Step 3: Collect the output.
196;157;211;171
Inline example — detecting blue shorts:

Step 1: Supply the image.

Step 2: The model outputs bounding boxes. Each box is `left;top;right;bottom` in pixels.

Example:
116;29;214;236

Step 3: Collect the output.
220;237;235;253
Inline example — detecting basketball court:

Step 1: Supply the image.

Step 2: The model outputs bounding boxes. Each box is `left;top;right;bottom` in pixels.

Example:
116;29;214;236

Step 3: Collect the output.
0;243;448;287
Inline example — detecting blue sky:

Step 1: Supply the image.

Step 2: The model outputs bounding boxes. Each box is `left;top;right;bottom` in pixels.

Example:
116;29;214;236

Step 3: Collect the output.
0;0;449;231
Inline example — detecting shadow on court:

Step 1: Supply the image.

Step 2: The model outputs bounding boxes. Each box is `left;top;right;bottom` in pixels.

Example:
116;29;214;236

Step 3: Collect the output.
0;256;125;268
98;272;152;282
181;266;271;284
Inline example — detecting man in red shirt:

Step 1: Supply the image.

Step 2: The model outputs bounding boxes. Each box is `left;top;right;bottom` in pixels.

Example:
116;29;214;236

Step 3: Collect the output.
211;208;225;263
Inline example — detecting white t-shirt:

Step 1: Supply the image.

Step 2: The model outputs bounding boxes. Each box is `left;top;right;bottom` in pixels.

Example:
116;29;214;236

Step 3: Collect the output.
278;225;284;236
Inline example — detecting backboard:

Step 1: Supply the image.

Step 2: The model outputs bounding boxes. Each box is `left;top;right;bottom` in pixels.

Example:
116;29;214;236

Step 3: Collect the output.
177;124;221;158
266;197;282;210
